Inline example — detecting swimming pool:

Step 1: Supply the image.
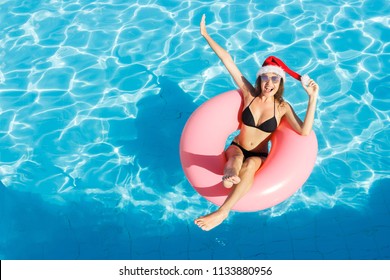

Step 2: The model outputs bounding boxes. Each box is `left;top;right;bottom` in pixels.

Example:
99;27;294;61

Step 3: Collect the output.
0;0;389;260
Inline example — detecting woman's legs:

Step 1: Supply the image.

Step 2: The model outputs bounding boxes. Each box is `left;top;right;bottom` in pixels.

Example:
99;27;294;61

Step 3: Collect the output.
195;156;263;231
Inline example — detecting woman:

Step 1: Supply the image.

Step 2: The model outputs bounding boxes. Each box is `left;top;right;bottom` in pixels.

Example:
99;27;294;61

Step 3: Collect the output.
194;15;319;231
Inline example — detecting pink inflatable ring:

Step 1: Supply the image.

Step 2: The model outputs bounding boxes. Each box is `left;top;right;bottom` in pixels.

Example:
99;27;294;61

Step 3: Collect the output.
180;90;317;212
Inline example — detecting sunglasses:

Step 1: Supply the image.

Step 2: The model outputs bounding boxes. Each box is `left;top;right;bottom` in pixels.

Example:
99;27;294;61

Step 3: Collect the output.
260;75;281;83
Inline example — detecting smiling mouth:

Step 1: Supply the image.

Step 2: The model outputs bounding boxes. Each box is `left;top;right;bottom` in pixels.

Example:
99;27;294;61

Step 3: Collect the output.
264;86;274;93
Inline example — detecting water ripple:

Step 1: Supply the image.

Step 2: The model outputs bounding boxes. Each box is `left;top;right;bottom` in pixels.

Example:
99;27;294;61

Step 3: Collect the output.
0;0;389;224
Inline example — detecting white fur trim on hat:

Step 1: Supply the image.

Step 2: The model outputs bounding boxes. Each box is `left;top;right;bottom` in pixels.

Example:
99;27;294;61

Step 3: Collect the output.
257;65;285;80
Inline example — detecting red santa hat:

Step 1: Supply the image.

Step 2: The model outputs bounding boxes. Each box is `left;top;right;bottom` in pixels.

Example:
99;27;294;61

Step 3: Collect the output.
257;56;302;81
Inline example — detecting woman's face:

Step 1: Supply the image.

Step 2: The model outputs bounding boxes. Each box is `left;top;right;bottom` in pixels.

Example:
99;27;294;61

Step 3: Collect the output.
260;73;281;96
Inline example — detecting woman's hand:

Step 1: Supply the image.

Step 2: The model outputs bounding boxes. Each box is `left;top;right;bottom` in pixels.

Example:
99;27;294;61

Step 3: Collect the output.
302;79;319;98
200;14;208;37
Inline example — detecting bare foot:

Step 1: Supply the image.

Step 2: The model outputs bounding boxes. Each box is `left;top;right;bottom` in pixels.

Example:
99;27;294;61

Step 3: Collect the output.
222;174;241;188
194;209;229;231
222;170;241;188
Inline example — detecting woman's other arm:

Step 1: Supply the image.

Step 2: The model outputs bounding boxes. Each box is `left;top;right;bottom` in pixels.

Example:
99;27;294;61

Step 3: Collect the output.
284;79;319;136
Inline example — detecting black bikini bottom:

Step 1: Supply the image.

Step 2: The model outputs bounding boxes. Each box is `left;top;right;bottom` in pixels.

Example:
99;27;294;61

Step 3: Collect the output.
230;142;268;160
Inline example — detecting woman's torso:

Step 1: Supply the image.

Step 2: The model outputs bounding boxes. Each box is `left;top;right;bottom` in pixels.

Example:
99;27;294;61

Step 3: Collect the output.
234;91;286;153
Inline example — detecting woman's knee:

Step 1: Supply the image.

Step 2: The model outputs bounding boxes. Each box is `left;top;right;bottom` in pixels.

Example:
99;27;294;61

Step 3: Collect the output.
231;154;244;162
241;157;262;173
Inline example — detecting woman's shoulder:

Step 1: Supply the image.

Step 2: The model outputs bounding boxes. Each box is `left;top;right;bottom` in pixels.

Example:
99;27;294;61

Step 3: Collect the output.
277;100;289;108
277;100;291;115
240;83;256;104
240;77;255;95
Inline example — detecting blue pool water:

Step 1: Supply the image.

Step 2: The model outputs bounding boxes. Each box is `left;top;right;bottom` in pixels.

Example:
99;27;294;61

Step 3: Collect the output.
0;0;389;260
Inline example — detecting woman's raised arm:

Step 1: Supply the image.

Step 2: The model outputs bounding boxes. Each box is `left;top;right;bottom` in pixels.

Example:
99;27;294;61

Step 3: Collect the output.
284;79;319;136
200;14;252;96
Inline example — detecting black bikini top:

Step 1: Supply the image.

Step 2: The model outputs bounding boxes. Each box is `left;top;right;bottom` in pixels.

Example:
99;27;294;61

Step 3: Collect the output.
242;97;277;133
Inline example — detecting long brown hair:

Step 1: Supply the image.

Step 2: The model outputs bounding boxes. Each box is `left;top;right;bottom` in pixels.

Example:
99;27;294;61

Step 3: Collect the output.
254;76;285;103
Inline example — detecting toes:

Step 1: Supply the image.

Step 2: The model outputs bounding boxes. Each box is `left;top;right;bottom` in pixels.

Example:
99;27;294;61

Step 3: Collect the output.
194;218;205;228
197;221;209;231
231;176;241;184
222;175;241;185
223;180;234;188
222;175;237;182
222;175;231;181
222;175;240;188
